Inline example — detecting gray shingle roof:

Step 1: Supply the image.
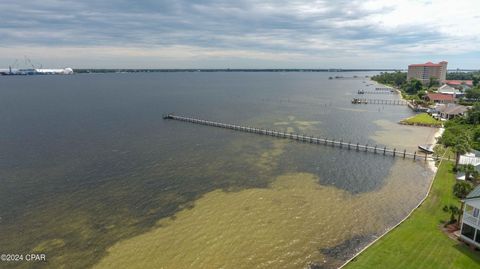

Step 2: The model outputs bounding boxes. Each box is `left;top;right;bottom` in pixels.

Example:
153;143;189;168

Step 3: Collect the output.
466;185;480;199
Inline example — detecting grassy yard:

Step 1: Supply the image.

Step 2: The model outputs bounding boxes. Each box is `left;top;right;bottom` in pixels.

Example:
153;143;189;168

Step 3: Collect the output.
400;113;442;127
344;161;480;269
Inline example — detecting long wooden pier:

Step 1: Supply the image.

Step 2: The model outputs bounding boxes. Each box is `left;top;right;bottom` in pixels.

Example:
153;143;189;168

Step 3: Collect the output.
163;113;437;162
351;98;407;105
357;90;397;95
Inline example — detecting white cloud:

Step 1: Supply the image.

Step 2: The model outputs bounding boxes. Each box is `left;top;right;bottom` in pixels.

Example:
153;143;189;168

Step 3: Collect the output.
0;0;479;68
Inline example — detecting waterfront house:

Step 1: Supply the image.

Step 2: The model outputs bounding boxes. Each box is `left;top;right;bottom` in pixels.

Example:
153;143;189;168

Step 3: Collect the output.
425;93;455;104
434;104;468;119
460;186;480;248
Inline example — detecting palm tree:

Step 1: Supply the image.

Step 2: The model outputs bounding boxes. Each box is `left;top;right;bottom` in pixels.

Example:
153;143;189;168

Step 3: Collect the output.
453;181;474;226
443;204;460;224
453;181;473;199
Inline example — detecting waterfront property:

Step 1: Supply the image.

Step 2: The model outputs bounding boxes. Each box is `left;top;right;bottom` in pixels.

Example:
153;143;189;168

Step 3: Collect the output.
407;61;448;84
433;104;469;120
399;113;442;127
460;186;480;248
425;92;456;104
344;162;480;269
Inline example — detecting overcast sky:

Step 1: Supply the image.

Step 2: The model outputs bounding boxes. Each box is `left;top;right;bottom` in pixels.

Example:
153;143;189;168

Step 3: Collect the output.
0;0;479;69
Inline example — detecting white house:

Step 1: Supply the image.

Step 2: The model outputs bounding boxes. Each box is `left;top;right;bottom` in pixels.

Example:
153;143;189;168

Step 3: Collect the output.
438;84;464;97
460;186;480;248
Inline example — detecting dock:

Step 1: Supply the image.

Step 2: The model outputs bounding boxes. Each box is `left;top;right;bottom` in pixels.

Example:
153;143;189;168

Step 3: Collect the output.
357;90;397;95
351;98;407;105
163;113;439;162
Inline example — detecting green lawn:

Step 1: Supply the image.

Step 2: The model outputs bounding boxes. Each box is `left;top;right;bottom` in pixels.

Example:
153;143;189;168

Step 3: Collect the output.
400;113;442;127
345;161;480;269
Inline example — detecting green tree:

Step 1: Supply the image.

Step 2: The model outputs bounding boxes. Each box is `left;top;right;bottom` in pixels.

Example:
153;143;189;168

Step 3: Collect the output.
417;91;427;99
474;126;480;143
452;180;474;227
466;88;480;100
473;76;479;87
453;181;473;199
446;71;480;80
371;71;407;87
403;78;423;94
443;204;460;224
467;103;480;124
428;77;440;88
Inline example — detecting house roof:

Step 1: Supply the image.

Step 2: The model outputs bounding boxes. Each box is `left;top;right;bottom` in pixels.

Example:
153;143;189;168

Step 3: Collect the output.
426;93;455;101
436;104;468;115
409;62;443;67
437;84;462;95
466;185;480;200
445;105;468;115
459;155;480;166
445;80;473;87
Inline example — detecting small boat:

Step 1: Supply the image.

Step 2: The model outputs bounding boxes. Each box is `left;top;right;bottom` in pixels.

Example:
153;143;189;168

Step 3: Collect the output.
351;98;367;104
418;144;434;154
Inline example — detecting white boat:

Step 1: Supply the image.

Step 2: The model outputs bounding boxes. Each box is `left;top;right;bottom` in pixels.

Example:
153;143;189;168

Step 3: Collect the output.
418;144;434;154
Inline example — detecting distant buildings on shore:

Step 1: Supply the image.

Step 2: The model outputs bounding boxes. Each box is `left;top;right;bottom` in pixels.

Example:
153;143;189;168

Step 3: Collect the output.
0;67;74;75
407;61;448;84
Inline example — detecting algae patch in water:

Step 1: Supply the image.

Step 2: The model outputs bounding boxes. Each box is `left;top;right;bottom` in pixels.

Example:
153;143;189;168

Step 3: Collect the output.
94;160;426;269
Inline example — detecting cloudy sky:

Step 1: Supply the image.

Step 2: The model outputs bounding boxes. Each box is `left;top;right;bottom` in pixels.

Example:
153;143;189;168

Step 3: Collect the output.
0;0;479;69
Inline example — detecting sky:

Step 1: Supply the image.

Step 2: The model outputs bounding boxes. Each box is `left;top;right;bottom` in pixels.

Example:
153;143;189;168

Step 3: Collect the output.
0;0;479;69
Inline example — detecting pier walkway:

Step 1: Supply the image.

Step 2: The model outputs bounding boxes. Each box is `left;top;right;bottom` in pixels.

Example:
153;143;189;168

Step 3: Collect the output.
351;98;407;105
163;113;440;162
376;87;394;91
357;90;397;95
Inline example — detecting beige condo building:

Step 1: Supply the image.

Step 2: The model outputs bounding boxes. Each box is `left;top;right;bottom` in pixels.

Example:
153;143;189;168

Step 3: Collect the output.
407;61;448;84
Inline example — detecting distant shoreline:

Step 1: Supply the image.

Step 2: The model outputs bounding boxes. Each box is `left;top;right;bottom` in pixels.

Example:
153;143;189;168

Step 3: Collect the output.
4;68;476;75
73;68;401;73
